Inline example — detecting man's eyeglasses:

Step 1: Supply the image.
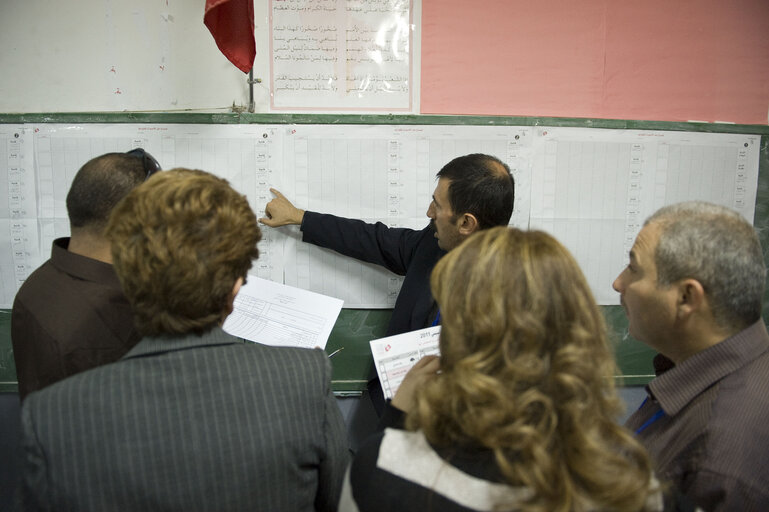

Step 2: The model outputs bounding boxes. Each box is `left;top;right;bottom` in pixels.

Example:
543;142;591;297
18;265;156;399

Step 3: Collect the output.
126;148;161;180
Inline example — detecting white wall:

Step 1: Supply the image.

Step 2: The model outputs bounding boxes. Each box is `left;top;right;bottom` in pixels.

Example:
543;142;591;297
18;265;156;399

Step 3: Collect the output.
0;0;274;113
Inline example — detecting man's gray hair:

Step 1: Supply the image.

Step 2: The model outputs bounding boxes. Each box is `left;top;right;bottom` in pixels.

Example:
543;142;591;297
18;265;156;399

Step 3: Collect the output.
646;201;766;331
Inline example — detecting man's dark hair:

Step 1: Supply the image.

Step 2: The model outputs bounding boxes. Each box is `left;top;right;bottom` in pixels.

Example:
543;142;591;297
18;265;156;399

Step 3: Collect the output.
66;153;147;232
436;153;515;229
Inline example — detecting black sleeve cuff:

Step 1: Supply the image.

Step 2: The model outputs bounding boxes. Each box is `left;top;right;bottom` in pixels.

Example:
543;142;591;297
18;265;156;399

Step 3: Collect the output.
376;400;406;431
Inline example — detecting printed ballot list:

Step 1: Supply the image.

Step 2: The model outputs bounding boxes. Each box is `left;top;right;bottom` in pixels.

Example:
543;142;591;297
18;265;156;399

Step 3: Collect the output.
0;124;759;309
223;275;343;349
370;325;441;400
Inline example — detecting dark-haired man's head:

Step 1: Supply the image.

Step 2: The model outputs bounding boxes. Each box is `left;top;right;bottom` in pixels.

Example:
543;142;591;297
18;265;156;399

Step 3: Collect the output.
426;153;515;251
65;150;160;262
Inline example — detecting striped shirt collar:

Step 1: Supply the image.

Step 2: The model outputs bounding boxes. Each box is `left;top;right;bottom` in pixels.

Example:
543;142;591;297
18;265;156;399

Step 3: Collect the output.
648;320;769;416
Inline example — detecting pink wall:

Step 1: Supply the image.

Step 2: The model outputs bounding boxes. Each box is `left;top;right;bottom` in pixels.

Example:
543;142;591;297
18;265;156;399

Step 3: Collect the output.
421;0;769;125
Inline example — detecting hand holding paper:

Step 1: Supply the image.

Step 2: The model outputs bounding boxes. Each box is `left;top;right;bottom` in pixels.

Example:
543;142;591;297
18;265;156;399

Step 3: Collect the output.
370;326;441;400
223;275;343;349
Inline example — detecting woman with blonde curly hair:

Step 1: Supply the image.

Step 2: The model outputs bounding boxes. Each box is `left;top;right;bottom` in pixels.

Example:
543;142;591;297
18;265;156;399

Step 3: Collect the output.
339;227;685;512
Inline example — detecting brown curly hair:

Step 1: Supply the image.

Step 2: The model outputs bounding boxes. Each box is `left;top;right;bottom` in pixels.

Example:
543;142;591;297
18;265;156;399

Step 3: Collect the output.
407;227;657;511
106;168;261;336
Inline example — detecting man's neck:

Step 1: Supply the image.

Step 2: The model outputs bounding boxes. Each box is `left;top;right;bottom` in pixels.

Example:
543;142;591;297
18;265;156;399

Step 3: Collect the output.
68;230;112;263
668;316;738;364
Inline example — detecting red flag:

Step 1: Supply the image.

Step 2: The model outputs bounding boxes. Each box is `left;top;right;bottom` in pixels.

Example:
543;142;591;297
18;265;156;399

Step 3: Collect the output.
204;0;255;74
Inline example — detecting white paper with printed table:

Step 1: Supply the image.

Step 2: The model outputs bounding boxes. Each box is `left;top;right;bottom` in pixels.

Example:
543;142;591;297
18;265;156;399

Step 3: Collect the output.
370;326;441;400
223;275;343;349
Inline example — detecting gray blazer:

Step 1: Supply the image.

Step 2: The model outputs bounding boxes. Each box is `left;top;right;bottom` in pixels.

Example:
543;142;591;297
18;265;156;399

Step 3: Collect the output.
18;327;349;512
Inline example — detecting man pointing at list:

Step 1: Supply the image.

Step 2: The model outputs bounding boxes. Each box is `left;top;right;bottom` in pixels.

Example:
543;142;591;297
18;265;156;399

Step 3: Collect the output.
260;153;515;338
260;153;515;416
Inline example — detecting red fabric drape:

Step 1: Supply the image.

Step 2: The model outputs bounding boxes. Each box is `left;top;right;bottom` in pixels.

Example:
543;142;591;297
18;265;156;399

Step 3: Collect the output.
204;0;255;73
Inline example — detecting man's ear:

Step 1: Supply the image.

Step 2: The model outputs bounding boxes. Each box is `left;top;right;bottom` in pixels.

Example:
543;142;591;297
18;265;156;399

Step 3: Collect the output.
225;277;244;318
675;278;706;320
457;213;479;236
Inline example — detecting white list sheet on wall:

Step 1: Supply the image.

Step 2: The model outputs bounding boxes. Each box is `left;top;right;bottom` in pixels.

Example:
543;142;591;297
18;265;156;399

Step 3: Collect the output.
0;124;288;309
276;124;532;307
530;128;761;304
0;123;760;309
0;126;36;307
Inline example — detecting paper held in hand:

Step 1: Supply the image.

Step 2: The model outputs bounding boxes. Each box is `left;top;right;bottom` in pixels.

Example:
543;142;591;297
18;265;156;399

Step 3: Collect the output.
370;326;441;400
223;276;343;349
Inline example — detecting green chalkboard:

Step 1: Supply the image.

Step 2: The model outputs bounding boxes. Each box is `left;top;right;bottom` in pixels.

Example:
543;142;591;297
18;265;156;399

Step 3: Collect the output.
326;309;391;395
1;113;768;394
324;306;660;393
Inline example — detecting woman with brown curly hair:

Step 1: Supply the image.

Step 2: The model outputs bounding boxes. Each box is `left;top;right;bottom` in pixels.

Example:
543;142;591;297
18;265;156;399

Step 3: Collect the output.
339;227;676;512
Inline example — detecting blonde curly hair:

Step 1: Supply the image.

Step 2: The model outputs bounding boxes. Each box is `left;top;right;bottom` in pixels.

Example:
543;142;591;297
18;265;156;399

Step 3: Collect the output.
407;227;657;512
